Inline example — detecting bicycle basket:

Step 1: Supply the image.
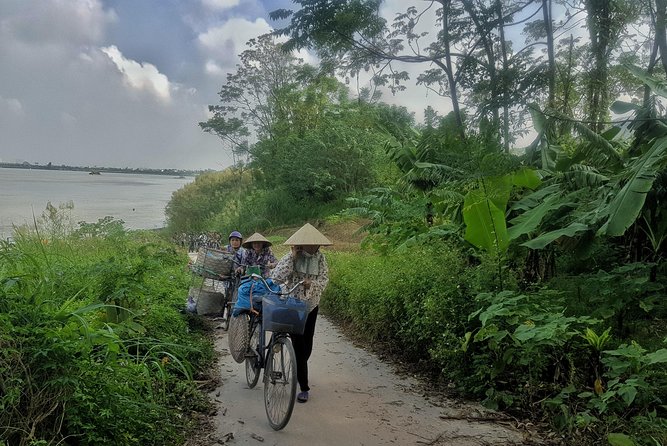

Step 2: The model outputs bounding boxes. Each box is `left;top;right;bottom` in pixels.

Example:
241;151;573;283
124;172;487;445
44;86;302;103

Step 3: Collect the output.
262;294;307;335
228;314;250;363
193;247;234;279
189;285;224;316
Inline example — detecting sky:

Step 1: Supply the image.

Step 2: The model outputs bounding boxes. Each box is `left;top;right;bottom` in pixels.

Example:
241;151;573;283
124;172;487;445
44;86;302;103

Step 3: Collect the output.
0;0;551;171
0;0;296;170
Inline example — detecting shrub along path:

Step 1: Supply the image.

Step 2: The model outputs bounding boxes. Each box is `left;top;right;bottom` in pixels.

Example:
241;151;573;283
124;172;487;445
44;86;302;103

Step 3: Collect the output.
187;221;547;445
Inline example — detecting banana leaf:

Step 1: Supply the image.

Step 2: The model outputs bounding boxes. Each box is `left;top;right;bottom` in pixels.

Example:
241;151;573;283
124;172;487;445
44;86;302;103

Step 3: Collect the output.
463;180;510;254
508;193;573;240
599;135;667;237
522;222;589;249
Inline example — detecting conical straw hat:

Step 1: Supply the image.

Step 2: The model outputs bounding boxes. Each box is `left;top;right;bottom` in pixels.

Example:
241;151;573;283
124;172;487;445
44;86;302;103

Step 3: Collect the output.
283;223;332;246
242;232;272;248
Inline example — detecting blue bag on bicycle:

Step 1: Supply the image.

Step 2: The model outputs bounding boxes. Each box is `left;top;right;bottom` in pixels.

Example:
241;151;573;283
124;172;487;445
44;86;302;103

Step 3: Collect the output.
262;294;308;335
232;277;280;316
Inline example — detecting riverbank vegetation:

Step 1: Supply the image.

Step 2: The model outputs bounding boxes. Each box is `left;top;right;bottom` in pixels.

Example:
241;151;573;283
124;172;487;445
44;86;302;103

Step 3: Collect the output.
0;214;213;446
165;1;667;444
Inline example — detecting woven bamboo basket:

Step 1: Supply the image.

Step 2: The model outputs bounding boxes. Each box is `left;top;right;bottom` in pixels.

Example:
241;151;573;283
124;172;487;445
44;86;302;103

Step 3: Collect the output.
193;247;234;279
228;314;250;363
190;284;224;316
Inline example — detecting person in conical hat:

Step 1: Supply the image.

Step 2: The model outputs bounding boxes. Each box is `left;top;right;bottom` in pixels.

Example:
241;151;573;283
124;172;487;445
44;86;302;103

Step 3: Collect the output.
283;222;333;247
271;223;331;404
241;232;276;278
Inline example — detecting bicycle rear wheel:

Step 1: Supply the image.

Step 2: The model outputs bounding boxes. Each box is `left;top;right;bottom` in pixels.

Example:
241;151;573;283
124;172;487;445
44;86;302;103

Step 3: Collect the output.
245;318;261;388
264;336;297;430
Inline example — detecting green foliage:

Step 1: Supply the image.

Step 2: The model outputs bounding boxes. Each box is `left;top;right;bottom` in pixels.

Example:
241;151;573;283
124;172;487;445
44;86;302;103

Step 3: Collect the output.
599;136;667;237
550;263;666;336
165;168;252;234
466;290;597;407
322;241;507;370
251;86;408;203
0;229;212;445
463;169;541;255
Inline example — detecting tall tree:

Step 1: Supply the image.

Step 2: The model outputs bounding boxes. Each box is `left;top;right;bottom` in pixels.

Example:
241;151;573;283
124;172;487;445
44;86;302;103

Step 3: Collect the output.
273;0;561;150
584;0;638;131
271;0;468;139
654;0;667;76
199;34;303;167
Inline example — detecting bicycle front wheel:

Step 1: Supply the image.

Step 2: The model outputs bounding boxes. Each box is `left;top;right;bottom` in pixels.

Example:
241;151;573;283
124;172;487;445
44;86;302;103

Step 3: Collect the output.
245;318;261;388
264;336;297;430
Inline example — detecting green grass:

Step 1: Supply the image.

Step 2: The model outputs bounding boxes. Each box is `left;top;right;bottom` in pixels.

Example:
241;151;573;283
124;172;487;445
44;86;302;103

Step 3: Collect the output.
0;227;213;446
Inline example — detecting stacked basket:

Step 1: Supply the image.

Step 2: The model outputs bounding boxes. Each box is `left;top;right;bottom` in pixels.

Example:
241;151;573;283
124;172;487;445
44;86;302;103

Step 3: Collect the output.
189;247;234;315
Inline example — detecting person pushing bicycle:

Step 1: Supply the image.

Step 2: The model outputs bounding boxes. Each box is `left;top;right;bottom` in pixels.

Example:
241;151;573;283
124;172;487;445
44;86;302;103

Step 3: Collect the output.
271;223;331;404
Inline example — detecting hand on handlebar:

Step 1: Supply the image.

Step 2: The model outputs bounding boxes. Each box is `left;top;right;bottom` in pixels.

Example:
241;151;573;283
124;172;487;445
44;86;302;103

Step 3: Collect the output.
250;274;304;296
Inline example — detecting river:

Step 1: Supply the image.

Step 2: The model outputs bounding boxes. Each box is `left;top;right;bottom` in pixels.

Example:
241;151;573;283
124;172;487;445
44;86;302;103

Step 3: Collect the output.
0;167;193;239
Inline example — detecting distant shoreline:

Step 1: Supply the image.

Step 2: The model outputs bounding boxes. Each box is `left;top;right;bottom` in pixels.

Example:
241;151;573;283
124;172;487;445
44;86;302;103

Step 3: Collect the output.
0;162;202;177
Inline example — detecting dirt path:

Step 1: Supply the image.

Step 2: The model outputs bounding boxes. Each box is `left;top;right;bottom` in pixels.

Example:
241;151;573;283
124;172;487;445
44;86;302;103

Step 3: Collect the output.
202;316;542;446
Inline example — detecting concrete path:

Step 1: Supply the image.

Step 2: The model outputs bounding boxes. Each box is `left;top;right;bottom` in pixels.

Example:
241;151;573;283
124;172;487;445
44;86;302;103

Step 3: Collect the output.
205;316;540;446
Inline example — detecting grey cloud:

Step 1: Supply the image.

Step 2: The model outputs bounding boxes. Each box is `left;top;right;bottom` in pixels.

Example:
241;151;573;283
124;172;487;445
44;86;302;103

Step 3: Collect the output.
0;0;232;170
0;0;116;46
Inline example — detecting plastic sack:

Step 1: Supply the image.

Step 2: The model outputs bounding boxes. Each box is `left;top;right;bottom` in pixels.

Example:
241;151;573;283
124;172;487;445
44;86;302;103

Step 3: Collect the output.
262;294;307;335
185;293;197;314
232;277;280;317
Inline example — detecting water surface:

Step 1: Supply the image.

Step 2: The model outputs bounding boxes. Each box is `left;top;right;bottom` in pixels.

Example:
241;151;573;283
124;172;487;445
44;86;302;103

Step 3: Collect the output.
0;168;192;239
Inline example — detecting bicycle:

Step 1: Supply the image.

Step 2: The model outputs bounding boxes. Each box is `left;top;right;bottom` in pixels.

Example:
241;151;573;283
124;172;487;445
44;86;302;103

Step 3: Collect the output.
221;262;268;331
239;274;306;430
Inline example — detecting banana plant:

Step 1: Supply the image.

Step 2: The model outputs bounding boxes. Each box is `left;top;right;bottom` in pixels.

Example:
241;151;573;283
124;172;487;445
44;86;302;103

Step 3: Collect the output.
463;167;541;255
511;81;667;251
598;135;667;236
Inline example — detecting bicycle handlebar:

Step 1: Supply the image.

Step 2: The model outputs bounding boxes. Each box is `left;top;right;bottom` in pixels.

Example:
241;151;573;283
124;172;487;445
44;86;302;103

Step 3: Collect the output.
249;274;304;297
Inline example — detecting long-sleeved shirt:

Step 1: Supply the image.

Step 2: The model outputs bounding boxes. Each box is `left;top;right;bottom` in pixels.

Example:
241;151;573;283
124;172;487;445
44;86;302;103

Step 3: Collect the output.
243;247;277;278
271;251;329;312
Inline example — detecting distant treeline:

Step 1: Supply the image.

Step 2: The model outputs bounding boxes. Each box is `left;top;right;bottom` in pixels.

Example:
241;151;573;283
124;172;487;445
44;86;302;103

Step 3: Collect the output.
0;161;202;177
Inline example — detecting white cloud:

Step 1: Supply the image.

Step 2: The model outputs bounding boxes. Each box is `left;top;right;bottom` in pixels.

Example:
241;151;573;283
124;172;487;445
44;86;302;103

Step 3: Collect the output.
201;0;240;11
0;95;24;117
197;17;272;73
205;60;225;76
0;0;116;46
101;45;172;102
60;112;77;127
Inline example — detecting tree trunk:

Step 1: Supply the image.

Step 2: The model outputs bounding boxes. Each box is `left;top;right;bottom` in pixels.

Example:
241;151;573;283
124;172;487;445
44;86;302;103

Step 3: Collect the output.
497;0;511;153
655;0;667;77
438;0;466;140
558;35;576;136
461;0;500;132
585;0;613;132
542;0;556;109
644;40;659;107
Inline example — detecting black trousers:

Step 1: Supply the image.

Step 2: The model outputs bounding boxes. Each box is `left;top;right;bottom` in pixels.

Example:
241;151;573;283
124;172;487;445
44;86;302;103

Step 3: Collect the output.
291;306;318;392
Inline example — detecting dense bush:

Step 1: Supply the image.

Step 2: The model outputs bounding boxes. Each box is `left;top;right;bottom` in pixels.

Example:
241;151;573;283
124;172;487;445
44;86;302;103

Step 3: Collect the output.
0;224;212;446
165;168;252;235
165;167;350;236
323;241;667;445
322;241;500;374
